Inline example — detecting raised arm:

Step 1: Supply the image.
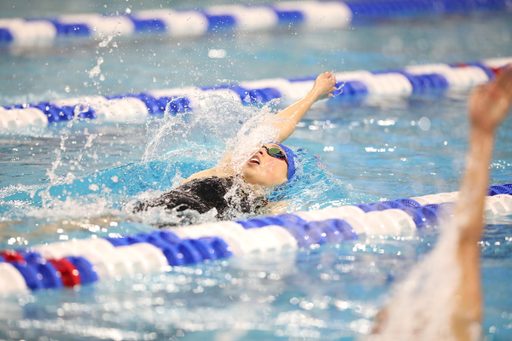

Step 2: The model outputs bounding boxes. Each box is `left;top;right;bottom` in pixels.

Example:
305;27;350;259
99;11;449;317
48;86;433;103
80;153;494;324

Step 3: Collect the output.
371;66;512;340
265;72;337;143
451;65;512;340
183;72;337;183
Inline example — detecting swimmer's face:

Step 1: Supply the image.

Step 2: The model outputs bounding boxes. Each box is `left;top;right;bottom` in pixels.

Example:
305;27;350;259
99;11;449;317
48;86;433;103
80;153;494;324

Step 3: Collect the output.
242;144;288;187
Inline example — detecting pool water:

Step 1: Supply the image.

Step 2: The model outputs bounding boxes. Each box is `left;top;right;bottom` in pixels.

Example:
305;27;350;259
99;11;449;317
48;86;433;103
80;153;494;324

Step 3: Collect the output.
1;1;512;340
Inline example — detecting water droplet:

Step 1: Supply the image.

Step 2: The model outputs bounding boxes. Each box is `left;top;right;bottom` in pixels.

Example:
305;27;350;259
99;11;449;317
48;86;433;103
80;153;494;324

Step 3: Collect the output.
208;49;227;58
418;117;431;131
89;184;99;191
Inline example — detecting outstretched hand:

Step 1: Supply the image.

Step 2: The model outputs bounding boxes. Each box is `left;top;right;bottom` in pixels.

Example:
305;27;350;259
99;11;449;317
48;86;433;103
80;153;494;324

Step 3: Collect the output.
469;65;512;133
312;71;337;101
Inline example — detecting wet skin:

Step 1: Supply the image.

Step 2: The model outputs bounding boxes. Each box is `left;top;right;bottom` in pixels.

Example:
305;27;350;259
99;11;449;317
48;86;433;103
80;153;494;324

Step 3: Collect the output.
242;144;289;187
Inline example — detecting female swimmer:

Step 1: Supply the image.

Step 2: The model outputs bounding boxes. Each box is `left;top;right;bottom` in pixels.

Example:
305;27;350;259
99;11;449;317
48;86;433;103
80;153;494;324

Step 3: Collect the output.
134;72;337;222
0;72;336;233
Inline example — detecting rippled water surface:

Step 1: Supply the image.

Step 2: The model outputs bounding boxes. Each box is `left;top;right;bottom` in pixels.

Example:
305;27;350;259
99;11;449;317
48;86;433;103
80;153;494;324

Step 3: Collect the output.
1;1;512;340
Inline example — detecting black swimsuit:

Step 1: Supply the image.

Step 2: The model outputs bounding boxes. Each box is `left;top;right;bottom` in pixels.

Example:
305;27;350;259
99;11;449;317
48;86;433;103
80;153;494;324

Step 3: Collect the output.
134;176;268;223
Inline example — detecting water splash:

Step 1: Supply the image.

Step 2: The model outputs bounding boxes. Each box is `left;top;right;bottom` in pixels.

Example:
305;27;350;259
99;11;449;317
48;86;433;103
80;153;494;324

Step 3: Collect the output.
39;132;68;208
0;94;376;234
89;57;104;78
142;92;279;165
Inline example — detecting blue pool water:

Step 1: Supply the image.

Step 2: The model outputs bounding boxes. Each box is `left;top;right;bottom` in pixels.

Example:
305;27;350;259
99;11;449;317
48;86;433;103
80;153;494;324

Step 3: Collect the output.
1;1;512;340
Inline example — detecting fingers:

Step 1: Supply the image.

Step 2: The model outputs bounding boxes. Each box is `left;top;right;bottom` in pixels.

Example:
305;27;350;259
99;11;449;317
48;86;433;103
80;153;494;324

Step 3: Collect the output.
314;72;337;99
468;64;512;132
318;71;335;80
326;71;335;82
324;73;337;86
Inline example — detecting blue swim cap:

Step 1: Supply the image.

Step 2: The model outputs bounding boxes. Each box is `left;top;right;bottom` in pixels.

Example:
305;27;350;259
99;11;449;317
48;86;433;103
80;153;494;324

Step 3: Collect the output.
275;143;297;180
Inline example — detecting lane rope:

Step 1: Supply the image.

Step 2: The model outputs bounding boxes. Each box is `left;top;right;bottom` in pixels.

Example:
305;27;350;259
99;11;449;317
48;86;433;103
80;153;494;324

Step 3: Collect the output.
1;57;511;129
1;184;511;293
1;0;509;48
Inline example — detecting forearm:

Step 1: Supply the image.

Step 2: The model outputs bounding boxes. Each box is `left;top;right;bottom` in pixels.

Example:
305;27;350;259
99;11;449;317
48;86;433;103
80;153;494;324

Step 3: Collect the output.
266;89;321;143
451;126;495;340
369;67;511;340
454;126;494;241
261;72;336;143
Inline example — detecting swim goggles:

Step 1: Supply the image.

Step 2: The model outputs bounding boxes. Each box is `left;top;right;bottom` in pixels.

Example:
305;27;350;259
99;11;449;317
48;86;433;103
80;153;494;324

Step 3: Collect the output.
263;145;288;165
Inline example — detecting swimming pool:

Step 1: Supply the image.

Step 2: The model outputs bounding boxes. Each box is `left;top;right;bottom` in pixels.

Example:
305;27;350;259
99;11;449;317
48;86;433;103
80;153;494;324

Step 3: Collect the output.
1;1;512;340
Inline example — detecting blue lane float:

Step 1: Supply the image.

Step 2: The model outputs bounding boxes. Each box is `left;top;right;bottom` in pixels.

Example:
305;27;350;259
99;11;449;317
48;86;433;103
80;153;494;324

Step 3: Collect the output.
0;0;510;47
1;56;511;129
1;184;511;293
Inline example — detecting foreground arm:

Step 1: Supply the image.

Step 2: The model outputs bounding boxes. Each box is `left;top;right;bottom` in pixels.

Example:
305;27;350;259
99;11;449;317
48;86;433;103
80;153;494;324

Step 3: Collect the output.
451;65;512;340
371;66;512;339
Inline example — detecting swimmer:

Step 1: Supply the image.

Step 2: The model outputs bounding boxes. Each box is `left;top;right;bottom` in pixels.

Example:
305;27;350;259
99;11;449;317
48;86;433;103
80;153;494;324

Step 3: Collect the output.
134;72;337;224
370;65;512;340
1;72;337;234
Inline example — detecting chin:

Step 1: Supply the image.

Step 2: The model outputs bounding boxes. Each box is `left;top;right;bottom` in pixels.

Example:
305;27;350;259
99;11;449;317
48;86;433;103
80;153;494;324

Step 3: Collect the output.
241;169;259;185
242;167;286;187
243;174;271;187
